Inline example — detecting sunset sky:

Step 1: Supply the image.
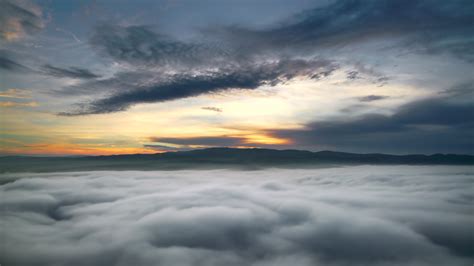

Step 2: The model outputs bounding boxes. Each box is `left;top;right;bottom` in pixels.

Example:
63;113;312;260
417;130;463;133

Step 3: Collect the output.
1;0;473;155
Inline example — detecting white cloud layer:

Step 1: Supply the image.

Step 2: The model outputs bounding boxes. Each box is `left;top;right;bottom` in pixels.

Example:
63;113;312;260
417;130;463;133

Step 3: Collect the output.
1;166;473;266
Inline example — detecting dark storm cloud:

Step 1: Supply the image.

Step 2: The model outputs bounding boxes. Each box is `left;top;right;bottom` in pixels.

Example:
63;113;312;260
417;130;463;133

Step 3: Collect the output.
217;0;474;59
41;64;101;79
1;167;472;265
0;0;44;40
150;136;247;147
358;95;389;102
271;93;474;154
60;59;337;115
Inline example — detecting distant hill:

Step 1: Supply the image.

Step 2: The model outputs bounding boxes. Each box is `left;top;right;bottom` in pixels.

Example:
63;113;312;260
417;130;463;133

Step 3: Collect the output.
1;147;473;173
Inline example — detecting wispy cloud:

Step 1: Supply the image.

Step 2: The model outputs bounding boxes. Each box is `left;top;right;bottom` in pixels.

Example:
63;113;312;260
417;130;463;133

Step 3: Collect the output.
90;24;227;69
0;50;31;72
41;64;101;79
0;88;31;99
201;106;222;112
55;27;81;43
358;95;389;102
0;101;38;107
215;0;474;61
0;0;45;41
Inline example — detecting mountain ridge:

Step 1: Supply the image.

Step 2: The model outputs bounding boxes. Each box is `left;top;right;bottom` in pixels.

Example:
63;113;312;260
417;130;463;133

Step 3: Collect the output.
1;147;473;173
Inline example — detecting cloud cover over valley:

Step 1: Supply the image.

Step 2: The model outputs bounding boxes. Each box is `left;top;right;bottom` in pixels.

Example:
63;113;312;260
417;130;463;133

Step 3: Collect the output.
1;166;473;266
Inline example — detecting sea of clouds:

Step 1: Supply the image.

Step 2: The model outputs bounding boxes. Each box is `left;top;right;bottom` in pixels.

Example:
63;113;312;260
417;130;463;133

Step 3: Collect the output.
1;166;473;266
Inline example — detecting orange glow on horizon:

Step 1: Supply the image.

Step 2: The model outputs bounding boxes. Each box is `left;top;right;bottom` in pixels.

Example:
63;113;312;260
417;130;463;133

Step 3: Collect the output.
242;134;292;145
1;143;160;156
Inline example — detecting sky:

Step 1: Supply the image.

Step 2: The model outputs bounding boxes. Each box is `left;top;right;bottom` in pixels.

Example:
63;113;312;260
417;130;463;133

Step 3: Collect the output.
0;0;473;155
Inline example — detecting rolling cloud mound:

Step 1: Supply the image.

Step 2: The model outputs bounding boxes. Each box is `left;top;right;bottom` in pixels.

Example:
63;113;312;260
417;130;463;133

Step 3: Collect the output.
1;166;473;266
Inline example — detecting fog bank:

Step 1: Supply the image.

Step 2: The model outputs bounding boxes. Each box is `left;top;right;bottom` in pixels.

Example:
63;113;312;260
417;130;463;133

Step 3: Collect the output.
1;166;473;266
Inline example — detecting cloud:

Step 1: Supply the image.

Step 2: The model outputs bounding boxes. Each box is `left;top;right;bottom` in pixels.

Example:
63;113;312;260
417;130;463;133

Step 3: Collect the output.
271;93;474;154
216;0;474;60
0;51;100;80
90;24;227;69
53;0;471;116
0;88;31;98
149;136;248;147
346;63;390;86
346;71;359;80
0;50;31;72
0;0;45;41
0;100;38;107
55;27;82;43
60;59;337;115
440;82;474;98
57;21;346;115
358;95;389;102
42;64;101;79
0;166;472;265
143;144;187;152
202;106;222;112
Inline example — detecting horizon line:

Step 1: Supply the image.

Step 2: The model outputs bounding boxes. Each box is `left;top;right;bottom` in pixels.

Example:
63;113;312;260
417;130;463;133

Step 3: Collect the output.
1;147;473;158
